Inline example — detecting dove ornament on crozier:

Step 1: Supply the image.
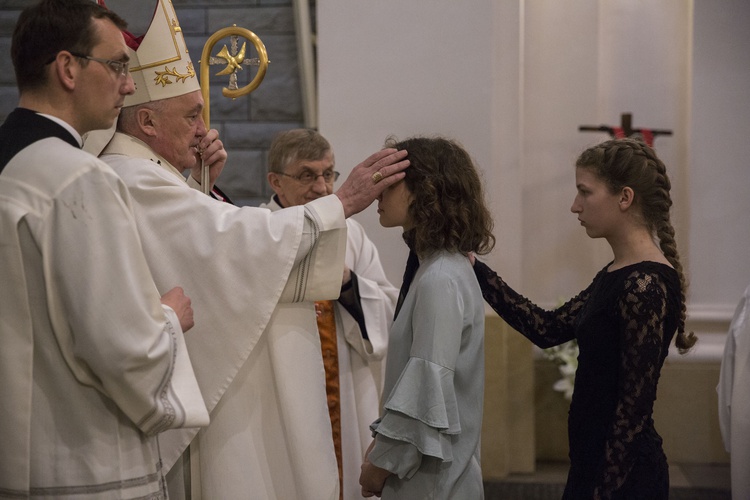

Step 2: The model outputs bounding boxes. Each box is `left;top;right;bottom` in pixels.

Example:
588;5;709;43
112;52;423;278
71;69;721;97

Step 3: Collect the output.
199;24;269;127
214;44;244;77
197;24;268;192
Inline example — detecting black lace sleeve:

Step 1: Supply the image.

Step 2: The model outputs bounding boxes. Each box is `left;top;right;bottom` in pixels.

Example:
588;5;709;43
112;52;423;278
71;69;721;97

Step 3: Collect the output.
473;259;589;348
593;270;671;499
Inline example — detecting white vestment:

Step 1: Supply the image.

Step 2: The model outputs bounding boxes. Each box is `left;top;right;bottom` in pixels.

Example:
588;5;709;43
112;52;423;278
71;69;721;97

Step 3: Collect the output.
258;197;398;500
0;126;207;499
100;132;349;499
718;283;750;499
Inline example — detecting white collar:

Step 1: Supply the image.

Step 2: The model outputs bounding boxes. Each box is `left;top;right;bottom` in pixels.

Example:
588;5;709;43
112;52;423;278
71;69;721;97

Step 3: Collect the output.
101;132;185;182
38;113;82;146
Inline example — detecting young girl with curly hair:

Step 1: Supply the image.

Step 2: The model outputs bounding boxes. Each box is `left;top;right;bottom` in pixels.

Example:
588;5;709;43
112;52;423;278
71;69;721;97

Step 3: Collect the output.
359;136;495;498
473;138;696;499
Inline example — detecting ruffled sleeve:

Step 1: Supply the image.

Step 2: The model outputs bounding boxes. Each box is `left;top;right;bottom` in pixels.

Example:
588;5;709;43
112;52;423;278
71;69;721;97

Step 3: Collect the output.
369;263;467;479
369;357;460;477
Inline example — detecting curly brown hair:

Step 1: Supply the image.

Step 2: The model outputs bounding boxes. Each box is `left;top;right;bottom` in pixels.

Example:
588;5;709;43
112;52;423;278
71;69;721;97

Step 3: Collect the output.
576;138;696;353
385;136;495;257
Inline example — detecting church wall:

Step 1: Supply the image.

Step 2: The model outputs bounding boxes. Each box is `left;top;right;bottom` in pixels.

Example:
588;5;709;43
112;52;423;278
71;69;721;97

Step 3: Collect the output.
0;0;304;207
317;0;501;289
1;2;746;323
318;0;750;469
1;0;747;473
317;0;750;352
689;0;750;331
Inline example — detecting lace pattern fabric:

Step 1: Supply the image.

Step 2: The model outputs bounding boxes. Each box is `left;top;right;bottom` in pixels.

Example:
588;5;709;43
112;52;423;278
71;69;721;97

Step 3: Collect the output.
474;260;680;499
473;259;589;348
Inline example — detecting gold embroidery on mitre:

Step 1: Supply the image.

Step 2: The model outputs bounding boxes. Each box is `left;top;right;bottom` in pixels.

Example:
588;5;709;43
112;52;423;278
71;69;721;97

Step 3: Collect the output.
154;61;196;86
123;0;201;106
129;0;184;72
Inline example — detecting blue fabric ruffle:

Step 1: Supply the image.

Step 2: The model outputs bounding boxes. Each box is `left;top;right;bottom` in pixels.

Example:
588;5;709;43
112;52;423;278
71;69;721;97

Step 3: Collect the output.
372;357;460;461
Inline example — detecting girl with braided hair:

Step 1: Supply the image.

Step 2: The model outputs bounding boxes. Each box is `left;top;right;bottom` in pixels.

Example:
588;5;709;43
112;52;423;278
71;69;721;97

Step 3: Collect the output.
473;138;696;499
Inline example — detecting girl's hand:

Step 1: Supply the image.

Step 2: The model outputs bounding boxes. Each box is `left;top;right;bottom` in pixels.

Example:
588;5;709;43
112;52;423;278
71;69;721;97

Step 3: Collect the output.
359;439;390;497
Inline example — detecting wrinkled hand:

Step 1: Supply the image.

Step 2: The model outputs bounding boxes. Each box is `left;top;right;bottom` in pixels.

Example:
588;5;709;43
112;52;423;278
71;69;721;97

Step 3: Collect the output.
335;148;409;218
359;439;390;497
160;286;194;333
190;128;227;191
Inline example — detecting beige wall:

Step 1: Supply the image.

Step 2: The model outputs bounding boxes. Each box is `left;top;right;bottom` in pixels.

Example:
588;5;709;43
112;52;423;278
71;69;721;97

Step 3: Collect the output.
317;0;749;473
318;0;750;358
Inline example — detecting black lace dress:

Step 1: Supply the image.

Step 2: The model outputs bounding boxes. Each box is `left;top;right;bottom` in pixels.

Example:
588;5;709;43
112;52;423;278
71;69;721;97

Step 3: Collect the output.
474;260;681;499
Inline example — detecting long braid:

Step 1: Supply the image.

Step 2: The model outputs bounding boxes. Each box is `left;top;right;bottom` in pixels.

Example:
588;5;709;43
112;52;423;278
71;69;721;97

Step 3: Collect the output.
643;147;696;352
577;138;696;353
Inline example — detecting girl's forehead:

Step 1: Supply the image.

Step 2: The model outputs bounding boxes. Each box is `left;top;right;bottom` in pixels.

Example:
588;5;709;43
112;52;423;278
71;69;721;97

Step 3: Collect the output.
575;167;601;182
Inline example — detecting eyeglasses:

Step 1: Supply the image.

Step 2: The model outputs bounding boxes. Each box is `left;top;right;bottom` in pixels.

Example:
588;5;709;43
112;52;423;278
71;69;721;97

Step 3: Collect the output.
68;52;130;77
278;170;340;185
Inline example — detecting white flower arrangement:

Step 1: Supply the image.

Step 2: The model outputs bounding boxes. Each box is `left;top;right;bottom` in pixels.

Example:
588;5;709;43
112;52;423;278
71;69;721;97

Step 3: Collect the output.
542;339;579;401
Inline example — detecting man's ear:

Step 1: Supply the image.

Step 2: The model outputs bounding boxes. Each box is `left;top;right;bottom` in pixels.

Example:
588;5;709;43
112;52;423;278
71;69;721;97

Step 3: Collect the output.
267;172;283;196
136;107;158;137
619;186;635;211
54;52;78;91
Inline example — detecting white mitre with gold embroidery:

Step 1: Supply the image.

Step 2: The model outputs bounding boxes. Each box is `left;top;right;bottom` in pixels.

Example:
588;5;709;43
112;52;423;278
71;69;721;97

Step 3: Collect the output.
84;0;199;155
121;0;199;106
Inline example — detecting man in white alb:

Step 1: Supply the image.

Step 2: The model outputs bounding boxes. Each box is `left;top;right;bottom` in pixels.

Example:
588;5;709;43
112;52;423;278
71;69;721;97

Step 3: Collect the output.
86;1;409;498
259;129;398;500
718;282;750;499
0;1;207;498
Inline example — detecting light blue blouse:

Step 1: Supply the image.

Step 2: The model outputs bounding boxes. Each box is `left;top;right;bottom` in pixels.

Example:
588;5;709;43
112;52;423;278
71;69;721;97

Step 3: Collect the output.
369;250;485;499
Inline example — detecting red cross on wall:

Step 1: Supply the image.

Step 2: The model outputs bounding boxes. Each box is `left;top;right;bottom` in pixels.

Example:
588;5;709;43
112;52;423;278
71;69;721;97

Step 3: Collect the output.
579;113;672;147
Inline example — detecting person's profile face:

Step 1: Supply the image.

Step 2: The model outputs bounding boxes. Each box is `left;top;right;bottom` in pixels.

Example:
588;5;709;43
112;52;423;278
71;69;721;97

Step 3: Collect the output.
377;179;414;230
570;166;622;239
269;151;336;207
76;18;135;134
150;90;207;172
